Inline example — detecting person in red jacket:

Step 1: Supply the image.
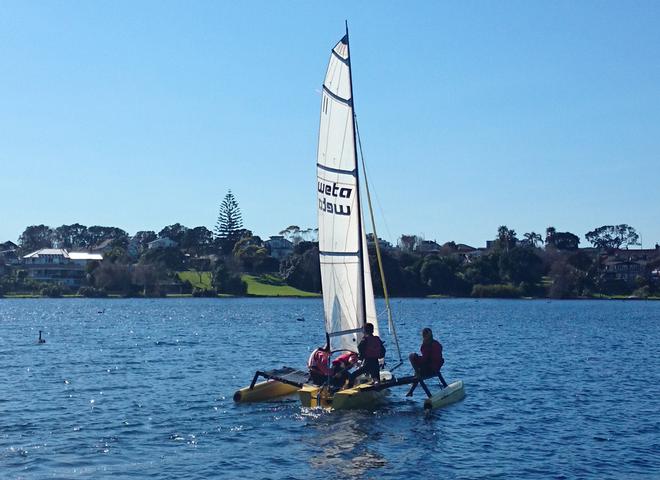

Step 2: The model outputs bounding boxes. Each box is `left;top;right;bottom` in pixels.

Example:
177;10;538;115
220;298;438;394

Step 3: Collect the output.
330;352;358;390
308;344;331;385
348;323;385;387
409;328;447;386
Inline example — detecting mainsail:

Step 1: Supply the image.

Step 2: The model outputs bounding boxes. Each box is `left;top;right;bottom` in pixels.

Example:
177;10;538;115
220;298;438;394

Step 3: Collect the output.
317;33;378;353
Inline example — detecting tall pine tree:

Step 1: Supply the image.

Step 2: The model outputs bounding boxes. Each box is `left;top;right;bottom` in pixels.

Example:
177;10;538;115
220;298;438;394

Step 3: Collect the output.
215;190;244;252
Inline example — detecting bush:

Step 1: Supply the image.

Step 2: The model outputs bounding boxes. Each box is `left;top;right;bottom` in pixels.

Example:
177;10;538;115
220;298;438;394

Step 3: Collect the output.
77;286;108;298
212;262;248;295
222;276;247;295
40;284;68;298
471;283;522;298
631;286;650;298
192;287;218;297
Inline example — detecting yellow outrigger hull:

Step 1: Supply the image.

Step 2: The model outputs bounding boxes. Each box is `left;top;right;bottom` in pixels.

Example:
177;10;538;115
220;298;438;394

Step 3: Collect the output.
233;380;299;403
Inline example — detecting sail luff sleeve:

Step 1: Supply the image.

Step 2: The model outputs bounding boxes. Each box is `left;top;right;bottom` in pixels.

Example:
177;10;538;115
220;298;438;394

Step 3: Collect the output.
317;34;378;353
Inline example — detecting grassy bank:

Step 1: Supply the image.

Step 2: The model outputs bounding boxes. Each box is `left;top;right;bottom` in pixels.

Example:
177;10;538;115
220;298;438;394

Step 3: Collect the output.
176;271;319;297
177;271;213;290
242;274;319;297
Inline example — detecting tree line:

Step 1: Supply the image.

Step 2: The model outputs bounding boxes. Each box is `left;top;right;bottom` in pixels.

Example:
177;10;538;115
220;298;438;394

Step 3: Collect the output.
1;190;658;299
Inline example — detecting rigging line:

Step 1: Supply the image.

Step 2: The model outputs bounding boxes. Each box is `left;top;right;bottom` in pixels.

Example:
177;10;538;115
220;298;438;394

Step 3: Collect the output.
354;116;402;364
353;130;396;247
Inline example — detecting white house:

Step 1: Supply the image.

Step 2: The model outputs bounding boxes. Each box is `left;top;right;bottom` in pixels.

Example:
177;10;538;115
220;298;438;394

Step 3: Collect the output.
22;249;103;287
265;235;293;260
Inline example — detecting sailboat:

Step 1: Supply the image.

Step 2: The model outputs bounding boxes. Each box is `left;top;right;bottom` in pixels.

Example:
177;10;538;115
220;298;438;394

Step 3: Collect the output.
234;27;464;411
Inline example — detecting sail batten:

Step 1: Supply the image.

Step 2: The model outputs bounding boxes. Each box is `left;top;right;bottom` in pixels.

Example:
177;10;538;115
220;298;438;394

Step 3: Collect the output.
317;33;379;353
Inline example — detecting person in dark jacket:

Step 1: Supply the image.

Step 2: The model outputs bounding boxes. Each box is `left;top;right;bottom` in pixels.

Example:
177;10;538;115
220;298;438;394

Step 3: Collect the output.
409;327;446;385
348;323;385;387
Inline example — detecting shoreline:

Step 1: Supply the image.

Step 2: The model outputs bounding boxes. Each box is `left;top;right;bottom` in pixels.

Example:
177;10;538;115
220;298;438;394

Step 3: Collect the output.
2;294;658;301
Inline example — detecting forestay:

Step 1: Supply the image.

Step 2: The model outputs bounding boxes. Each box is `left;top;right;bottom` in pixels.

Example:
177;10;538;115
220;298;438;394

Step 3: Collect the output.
317;34;378;353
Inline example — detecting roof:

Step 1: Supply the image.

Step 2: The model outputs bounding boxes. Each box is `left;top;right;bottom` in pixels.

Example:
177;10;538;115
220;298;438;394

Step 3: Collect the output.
23;248;69;258
22;248;102;261
69;252;103;261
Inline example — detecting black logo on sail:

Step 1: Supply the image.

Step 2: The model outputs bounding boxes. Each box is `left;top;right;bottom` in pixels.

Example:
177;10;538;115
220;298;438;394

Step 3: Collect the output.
318;181;352;216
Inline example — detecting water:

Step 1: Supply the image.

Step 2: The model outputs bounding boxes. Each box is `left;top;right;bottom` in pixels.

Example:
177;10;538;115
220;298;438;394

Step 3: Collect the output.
1;298;659;479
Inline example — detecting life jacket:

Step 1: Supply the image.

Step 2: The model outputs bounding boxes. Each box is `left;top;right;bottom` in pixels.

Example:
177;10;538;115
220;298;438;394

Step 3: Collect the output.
308;348;330;376
361;335;385;360
420;339;444;372
332;352;357;369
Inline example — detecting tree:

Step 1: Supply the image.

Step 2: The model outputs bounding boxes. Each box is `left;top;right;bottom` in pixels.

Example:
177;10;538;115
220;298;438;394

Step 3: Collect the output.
132;231;157;252
367;247;420;296
548;261;576;298
554;231;580;250
585;224;640;250
282;244;321;292
18;225;54;253
232;235;275;272
545;227;580;250
93;262;134;295
158;223;189;244
280;225;302;244
139;247;186;271
182;226;214;255
419;255;468;295
498;247;544;285
462;253;501;286
212;261;247;295
523;232;543;248
545;227;557;247
132;264;165;296
86;226;129;248
495;226;518;252
215;191;244;249
54;223;89;249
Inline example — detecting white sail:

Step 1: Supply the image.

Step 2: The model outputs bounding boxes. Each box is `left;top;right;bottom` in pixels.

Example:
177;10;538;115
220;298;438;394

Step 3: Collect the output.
317;34;379;353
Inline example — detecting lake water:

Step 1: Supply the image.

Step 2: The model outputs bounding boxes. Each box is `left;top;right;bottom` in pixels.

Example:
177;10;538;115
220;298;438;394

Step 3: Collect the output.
1;298;658;479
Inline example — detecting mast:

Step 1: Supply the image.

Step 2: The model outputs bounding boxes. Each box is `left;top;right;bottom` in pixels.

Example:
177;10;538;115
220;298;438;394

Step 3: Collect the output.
345;23;369;329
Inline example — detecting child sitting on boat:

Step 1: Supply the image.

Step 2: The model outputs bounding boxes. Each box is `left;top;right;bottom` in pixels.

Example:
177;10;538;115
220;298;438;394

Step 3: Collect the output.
409;327;448;387
329;351;358;390
308;345;331;385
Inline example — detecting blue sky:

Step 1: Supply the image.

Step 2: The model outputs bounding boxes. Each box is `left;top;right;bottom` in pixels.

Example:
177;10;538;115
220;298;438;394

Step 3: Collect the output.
1;1;659;248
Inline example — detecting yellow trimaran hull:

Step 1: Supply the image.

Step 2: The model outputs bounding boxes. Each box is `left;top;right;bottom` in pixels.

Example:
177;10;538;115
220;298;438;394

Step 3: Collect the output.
234;379;464;411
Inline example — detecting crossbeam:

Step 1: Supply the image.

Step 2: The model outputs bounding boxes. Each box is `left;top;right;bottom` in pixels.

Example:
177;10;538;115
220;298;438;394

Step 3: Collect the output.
249;366;310;390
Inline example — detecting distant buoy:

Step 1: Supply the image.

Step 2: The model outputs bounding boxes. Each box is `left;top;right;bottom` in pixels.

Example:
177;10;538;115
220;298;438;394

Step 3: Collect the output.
38;330;46;344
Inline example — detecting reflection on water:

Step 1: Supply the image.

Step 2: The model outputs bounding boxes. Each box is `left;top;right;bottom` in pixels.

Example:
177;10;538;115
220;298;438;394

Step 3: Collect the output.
306;411;387;477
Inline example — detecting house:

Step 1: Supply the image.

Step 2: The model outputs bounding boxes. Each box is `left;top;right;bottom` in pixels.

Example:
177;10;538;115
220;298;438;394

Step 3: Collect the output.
0;248;19;265
599;248;659;285
21;248;103;287
265;236;293;260
366;234;393;252
0;241;18;251
416;240;442;254
147;237;178;250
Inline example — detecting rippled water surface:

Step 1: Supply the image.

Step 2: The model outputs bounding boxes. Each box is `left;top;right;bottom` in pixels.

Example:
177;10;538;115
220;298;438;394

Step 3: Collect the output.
1;298;659;479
